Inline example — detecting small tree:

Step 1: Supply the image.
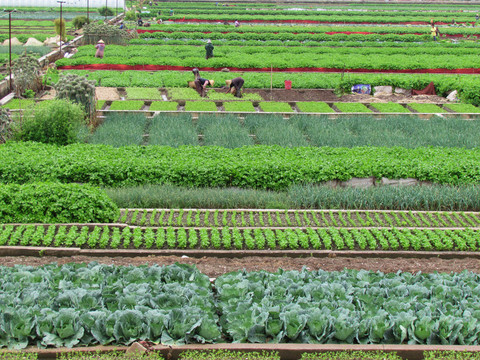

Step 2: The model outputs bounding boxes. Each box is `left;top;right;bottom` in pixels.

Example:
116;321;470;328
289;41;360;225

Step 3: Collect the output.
98;6;114;17
72;16;90;30
54;73;96;119
10;54;43;98
54;18;67;41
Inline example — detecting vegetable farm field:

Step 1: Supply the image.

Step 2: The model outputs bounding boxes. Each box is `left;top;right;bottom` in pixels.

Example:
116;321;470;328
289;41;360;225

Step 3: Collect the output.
4;0;480;358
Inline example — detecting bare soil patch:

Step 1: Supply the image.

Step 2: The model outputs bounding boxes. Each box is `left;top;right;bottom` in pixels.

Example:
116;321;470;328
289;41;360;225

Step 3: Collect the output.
1;255;478;278
96;87;120;101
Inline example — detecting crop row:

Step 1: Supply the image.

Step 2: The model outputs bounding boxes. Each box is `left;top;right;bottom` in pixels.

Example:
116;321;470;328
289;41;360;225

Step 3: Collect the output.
2;142;480;188
4;263;480;348
164;13;477;24
96;100;471;114
53;70;480;106
139;24;480;36
56;45;480;70
137;31;432;43
119;209;480;229
1;224;480;251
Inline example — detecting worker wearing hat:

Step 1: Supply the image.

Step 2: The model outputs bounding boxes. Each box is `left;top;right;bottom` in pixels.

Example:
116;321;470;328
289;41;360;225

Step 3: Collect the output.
205;39;214;59
95;39;105;59
225;77;244;98
194;77;214;97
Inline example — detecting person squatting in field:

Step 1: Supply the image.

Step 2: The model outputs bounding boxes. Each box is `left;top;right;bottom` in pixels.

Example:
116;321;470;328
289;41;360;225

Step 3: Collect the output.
205;40;214;59
195;78;214;97
95;40;105;58
225;77;245;98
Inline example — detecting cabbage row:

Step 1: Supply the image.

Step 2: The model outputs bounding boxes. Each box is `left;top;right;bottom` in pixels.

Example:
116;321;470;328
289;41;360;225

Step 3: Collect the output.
3;263;480;349
2;143;480;189
216;269;480;345
0;263;218;349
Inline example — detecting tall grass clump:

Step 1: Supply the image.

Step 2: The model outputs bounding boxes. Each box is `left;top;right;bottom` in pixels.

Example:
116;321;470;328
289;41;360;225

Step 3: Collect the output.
288;184;480;211
59;351;163;359
179;350;279;360
148;113;198;146
244;114;308;147
197;114;253;148
88;113;147;147
105;184;290;209
301;351;401;360
291;114;480;148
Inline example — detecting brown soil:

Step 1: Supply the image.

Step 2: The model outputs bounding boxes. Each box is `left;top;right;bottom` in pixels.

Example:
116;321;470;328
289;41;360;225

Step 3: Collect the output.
93;87;448;104
40;88;56;100
1;255;478;278
96;87;120;101
246;89;339;102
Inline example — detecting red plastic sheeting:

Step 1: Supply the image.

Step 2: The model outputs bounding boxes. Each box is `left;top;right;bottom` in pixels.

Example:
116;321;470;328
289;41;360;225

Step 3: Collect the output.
58;64;480;74
412;82;436;96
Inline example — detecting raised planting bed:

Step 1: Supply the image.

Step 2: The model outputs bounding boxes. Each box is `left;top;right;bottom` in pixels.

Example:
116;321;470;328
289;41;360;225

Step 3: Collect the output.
259;102;293;113
335;103;372;113
125;87;163;100
149;101;179;111
3;263;480;348
108;101;145;111
1;98;36;109
223;101;256;112
296;102;335;113
443;103;480;113
408;103;448;114
1;224;480;252
118;209;480;229
185;101;218;112
3;143;480;189
207;91;263;102
370;102;410;113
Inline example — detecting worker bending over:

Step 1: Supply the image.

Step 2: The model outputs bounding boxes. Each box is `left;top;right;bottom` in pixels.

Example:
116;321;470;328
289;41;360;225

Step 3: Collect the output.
195;77;214;97
225;77;244;98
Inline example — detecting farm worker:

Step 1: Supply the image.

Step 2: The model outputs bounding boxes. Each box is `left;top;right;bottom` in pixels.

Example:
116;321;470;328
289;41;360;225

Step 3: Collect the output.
137;17;143;26
205;39;214;59
431;24;439;41
95;40;106;59
476;14;479;21
169;9;174;16
430;18;434;26
194;78;214;97
225;77;244;98
234;20;240;27
192;67;200;79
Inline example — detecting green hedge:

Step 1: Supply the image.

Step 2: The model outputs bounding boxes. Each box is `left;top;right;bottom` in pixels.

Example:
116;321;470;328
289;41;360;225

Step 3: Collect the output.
1;143;480;190
0;182;119;223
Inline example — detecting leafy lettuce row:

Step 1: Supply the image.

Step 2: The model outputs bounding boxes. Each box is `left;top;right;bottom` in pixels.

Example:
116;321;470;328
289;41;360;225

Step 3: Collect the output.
1;142;480;189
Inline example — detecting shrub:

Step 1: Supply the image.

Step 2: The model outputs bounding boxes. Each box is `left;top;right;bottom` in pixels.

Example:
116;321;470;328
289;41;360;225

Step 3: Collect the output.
98;6;114;17
72;16;90;30
82;23;134;45
54;73;96;118
15;99;85;145
0;182;119;223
